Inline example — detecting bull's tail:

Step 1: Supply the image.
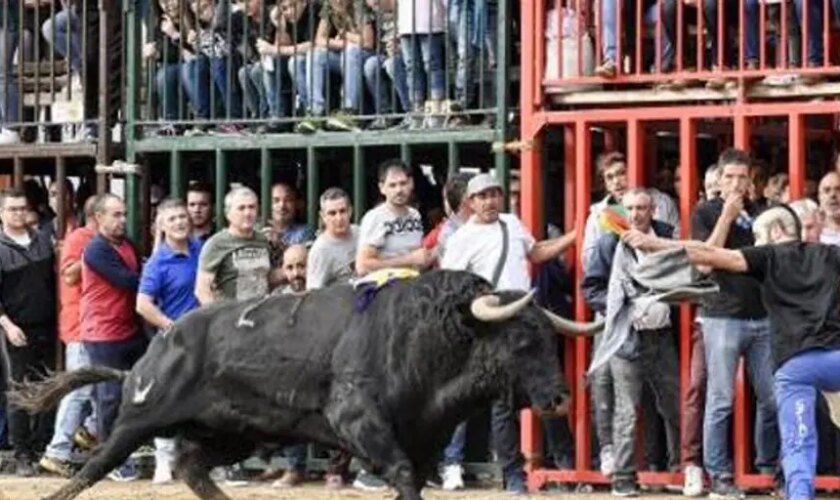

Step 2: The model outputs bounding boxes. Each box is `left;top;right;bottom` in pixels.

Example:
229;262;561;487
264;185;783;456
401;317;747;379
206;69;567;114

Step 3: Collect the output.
7;367;126;414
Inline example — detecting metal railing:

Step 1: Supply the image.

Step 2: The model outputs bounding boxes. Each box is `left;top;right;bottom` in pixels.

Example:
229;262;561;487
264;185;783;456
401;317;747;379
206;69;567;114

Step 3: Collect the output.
535;0;840;98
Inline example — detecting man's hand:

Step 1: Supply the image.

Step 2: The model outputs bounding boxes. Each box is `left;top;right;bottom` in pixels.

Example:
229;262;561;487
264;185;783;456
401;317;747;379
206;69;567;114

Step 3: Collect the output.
161;16;177;38
4;324;26;347
256;39;276;56
622;229;656;251
721;192;744;223
187;30;198;46
409;247;434;269
143;42;158;59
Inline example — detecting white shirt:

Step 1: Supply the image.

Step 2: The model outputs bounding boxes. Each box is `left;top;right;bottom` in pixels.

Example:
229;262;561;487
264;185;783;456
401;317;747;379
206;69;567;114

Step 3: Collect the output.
357;203;423;262
397;0;447;35
821;227;840;246
441;214;535;292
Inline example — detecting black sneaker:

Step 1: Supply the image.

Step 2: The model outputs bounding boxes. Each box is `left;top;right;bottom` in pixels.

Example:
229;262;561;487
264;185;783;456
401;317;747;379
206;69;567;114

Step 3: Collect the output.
709;477;746;499
15;457;36;477
611;478;639;497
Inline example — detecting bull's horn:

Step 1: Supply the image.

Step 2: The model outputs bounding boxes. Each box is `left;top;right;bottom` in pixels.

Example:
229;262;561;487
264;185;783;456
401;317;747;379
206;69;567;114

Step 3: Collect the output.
541;308;604;337
471;290;536;322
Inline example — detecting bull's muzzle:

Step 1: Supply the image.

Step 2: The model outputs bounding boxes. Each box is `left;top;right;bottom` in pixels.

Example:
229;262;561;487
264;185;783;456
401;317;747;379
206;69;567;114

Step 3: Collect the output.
470;290;536;322
540;308;604;337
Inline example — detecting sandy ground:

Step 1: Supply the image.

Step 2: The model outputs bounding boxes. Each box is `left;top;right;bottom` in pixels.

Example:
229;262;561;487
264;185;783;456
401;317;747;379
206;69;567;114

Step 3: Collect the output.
0;477;696;499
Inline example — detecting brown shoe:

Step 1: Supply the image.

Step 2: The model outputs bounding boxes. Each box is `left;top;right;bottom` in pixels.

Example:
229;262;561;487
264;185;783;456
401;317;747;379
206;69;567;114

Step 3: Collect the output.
272;469;304;488
39;456;74;478
72;427;97;451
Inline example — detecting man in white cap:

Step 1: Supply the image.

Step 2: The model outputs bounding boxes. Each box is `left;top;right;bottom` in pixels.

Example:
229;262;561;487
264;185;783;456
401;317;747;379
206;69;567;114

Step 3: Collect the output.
439;172;575;493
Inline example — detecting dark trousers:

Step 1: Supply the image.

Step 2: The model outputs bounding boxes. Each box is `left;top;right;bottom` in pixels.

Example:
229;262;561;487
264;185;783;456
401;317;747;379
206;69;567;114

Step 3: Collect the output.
83;335;146;441
491;394;525;480
1;327;56;459
681;321;707;467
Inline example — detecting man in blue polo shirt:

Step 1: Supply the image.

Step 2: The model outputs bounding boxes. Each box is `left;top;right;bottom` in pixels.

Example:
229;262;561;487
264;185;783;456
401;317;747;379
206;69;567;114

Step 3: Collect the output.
136;198;202;484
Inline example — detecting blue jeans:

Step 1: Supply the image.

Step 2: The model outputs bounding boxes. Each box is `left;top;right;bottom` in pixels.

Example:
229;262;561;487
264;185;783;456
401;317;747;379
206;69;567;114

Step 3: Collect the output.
209;56;243;119
443;421;468;465
311;46;368;115
84;336;146;440
262;56;289;118
775;348;840;500
702;317;778;479
601;0;676;70
449;0;477;106
238;61;267;119
703;0;759;66
399;34;446;110
41;8;82;75
792;0;840;66
289;52;314;113
181;56;211;120
155;63;181;121
363;53;410;114
0;29;20;125
44;342;97;463
284;444;307;472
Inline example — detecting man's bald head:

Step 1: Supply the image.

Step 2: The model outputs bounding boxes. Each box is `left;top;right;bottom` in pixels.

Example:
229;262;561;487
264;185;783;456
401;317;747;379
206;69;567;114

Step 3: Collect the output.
282;244;308;292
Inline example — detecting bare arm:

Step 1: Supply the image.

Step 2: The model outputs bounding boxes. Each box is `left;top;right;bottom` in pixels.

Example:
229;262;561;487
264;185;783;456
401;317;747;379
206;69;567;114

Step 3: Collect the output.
705;194;742;248
622;230;748;273
61;260;82;285
528;231;576;265
195;270;217;305
355;245;428;276
315;19;331;47
136;293;174;330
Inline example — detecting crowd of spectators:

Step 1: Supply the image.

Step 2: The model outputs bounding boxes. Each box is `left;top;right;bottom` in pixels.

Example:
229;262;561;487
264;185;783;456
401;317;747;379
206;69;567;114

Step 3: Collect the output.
1;146;840;498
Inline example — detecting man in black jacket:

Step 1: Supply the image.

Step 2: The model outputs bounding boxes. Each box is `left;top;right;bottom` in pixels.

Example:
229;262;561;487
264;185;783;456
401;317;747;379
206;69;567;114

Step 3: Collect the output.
581;188;680;497
0;187;57;476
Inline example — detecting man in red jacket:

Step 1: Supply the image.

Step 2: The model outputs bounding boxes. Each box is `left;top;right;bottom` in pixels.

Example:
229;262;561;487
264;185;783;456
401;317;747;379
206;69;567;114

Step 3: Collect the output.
80;193;145;481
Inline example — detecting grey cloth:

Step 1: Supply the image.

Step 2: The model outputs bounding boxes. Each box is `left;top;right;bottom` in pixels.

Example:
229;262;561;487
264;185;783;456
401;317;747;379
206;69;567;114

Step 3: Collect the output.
588;245;719;375
610;330;681;480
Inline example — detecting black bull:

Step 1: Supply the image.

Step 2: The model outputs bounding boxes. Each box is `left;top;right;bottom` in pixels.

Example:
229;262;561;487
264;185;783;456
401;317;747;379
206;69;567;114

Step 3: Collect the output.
10;270;603;500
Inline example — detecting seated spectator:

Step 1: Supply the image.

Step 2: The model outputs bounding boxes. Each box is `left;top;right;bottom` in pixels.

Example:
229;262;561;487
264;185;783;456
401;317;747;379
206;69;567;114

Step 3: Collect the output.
397;0;446;129
363;0;409;130
698;0;759;90
256;0;320;131
296;0;375;133
41;0;82;78
594;1;677;83
262;182;315;264
0;2;21;144
237;0;275;127
186;0;245;133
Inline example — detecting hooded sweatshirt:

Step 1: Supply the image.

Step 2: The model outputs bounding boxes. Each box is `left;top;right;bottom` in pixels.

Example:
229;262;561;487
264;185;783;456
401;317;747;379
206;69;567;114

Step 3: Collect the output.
0;229;56;329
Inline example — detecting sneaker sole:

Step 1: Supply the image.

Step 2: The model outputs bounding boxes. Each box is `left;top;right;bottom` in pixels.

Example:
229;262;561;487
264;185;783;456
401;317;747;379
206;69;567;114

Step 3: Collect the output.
39;460;73;478
224;480;249;487
352;482;388;492
823;391;840;428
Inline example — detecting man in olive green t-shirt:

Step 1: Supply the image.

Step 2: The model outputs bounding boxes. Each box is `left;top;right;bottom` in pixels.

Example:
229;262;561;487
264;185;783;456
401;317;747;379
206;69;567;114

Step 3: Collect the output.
196;187;281;304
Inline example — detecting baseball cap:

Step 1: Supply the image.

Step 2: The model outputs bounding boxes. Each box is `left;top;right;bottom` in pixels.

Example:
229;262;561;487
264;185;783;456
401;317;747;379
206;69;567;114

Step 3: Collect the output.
466;173;503;197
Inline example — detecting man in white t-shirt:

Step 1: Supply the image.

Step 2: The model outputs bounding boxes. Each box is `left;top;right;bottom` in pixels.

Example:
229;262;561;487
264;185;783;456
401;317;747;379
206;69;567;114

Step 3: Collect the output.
355;159;433;276
308;187;359;289
439;173;575;494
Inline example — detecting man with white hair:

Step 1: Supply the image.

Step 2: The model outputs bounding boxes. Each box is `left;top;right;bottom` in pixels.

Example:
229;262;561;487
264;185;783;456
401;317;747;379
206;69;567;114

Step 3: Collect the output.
789;199;821;243
623;206;840;500
817;172;840;245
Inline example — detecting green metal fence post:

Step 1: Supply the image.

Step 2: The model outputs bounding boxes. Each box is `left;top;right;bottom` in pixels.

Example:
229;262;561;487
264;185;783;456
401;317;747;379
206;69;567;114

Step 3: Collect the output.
124;0;142;238
126;170;140;244
215;150;228;230
170;150;184;198
260;148;272;224
494;0;511;199
401;143;412;167
307;147;319;228
353;145;366;222
448;141;460;176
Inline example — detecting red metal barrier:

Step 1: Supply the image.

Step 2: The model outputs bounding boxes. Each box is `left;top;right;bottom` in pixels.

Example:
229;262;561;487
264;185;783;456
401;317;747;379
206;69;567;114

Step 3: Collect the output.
521;0;840;492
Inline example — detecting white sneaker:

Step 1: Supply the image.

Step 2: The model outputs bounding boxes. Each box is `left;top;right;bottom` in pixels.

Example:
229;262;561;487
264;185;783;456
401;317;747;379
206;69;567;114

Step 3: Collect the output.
441;464;464;491
823;391;840;429
682;464;704;497
0;128;20;145
599;445;615;476
152;462;174;484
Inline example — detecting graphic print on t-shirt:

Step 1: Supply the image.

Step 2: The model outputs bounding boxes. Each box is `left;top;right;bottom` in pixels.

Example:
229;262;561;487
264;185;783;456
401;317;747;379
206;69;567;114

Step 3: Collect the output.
384;216;423;236
231;246;271;301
